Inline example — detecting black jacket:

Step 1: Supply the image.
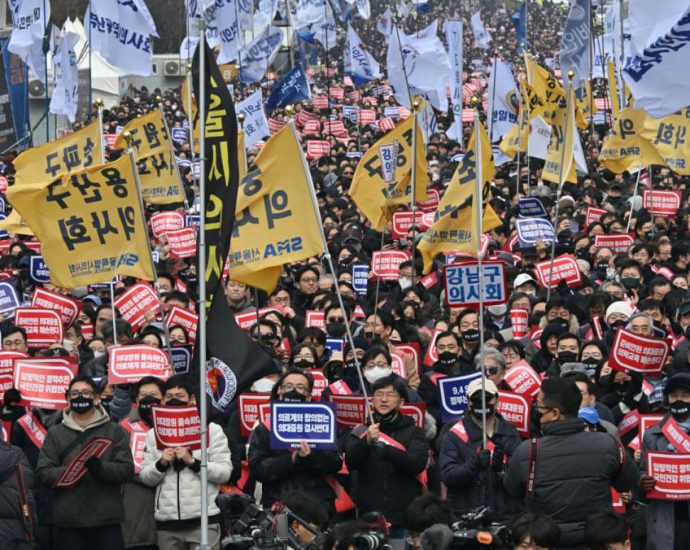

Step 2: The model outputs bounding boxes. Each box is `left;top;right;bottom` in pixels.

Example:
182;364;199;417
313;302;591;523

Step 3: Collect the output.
0;442;36;546
345;414;429;526
504;417;640;546
439;415;522;521
418;361;474;427
247;422;342;509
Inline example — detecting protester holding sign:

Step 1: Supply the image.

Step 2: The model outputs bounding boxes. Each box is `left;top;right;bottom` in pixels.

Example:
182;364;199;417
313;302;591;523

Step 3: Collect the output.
36;376;134;550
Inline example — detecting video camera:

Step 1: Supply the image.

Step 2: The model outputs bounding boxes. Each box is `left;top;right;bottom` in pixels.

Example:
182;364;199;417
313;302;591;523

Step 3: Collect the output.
450;507;510;549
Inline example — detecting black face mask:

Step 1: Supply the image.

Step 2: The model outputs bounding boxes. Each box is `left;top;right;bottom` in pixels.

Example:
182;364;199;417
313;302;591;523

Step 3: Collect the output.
620;277;640;290
596;261;609;276
469;398;495;419
293;359;315;369
554;318;569;330
0;406;24;422
281;390;308;403
101;396;113;415
437;351;457;369
530;403;546;437
326;322;347;338
557;351;578;365
166;398;188;407
363;331;375;342
342;367;360;390
610;319;627;330
461;329;480;344
614;382;630;396
70;396;94;414
670;401;690;421
138;396;161;425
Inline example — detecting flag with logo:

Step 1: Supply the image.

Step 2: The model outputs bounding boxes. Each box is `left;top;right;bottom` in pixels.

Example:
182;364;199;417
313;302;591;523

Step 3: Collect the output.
350;116;427;231
346;24;381;86
471;12;490;49
266;64;312;111
487;58;520;143
8;0;49;83
238;26;284;84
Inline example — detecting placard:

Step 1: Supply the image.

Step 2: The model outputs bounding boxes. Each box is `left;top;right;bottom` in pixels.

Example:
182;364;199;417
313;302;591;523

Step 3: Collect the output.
352;264;369;296
165;306;198;344
423;329;441;367
643;190;682;216
108;345;171;384
328;394;369;428
270;402;337;450
305;310;325;330
29;256;50;283
234;306;284;331
517;197;548;218
150;211;185;238
151;405;203;451
54;437;114;489
391;212;434;239
114;282;161;332
503;360;541;399
646;452;690;500
306;368;328;400
609;329;669;376
418;188;441;213
31;288;81;327
170;345;192;374
370;250;411;281
0;282;19;314
444;260;508;307
593;234;635;254
497;391;530;437
510;308;529;338
516;218;555;248
14;359;77;409
166;227;197;258
585;206;606;227
0;351;28;401
533;254;582;289
14;308;64;347
438;372;482;422
238;393;271;437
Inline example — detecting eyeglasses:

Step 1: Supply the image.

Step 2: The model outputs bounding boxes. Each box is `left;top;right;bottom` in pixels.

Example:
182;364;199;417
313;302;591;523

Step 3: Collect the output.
281;383;310;393
67;390;96;399
485;367;501;375
300;277;318;284
366;361;389;369
294;354;314;361
373;391;399;400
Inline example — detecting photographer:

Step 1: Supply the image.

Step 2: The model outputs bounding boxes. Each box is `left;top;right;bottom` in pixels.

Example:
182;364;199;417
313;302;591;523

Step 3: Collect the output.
283;493;329;548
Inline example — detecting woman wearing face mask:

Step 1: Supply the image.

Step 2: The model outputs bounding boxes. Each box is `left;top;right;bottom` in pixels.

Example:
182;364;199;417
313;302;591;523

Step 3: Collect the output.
290;344;318;370
248;369;343;518
120;376;165;550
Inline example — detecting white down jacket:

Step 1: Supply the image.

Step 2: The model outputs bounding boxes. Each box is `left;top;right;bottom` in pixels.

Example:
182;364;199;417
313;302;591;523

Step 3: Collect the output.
139;422;232;522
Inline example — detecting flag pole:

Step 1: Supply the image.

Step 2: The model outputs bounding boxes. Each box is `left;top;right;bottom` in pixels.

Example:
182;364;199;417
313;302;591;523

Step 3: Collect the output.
546;73;573;303
472;97;487;450
109;281;118;346
410;101;420;277
184;66;198;209
96;99;106;162
157;98;191;212
626;169;641;233
196;22;211;550
290;120;374;422
43;0;48;142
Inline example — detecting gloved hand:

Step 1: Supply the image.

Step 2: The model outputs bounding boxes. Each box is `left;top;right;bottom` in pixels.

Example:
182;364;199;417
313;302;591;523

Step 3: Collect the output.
477;449;491;469
623;372;643;408
639;475;657;494
491;449;505;472
85;456;104;476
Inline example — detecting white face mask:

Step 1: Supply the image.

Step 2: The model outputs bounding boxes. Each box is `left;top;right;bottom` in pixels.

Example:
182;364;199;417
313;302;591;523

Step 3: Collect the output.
399;277;412;290
364;367;392;384
251;377;276;393
92;350;105;359
487;305;507;317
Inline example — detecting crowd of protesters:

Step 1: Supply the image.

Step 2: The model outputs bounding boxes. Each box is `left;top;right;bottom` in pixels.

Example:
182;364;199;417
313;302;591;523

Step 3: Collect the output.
0;0;689;549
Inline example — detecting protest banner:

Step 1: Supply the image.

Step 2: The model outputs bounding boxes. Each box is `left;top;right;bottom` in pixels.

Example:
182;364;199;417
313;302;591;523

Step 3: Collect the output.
170;345;192;374
14;358;77;409
594;234;635;254
305;310;326;330
54;437;114;489
16;413;47;449
165;306;198;344
166;227;197;258
0;351;28;401
390;349;407;379
31;287;80;327
497;391;530;437
609;329;669;376
423;330;441;367
29;256;50;284
510;308;530;338
400;402;426;429
444;260;508;307
151;405;203;451
391;211;434;238
15;308;64;347
81;323;94;341
618;409;640;437
503;360;541;399
646;452;690;500
114;282;161;332
517;197;548;218
150;211;185;238
270;402;337;450
234;306;284;331
352;264;369;295
238;393;271;437
328;394;369;429
370;250;411;281
306;368;328;400
0;282;19;314
642;190;682;216
585;206;606;227
516;218;555;247
108;345;171;384
533;254;582;289
438;372;482;422
418;188;441;213
419;272;439;289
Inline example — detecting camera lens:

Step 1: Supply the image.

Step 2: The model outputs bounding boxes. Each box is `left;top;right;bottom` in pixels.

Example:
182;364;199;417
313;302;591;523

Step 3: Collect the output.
352;533;381;550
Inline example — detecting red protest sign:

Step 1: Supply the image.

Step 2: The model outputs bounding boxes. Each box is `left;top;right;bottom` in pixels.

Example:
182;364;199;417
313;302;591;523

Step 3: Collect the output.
400;402;426;429
108;345;171;385
510;308;529;338
423;329;441;367
328;395;368;428
114;282;160;332
306;140;331;159
54;437;114;489
130;431;147;474
306;369;328;400
585;206;606;228
533;254;582;289
609;329;669;376
391;212;434;238
305;310;326;330
234;306;284;331
31;288;81;327
646;452;690;500
14;358;77;409
418;189;441;213
165;306;198;344
24;241;41;254
640;414;665;442
396;343;420;376
643;190;682;216
618;409;640;437
0;176;8;193
419;272;438;289
503;361;541;399
14;308;64;348
166;227;197;259
152;405;203;451
497;391;530;437
80;323;94;341
390;349;407;380
371;250;411;281
238;393;271;437
0;351;28;401
150;211;185;238
594;234;635;254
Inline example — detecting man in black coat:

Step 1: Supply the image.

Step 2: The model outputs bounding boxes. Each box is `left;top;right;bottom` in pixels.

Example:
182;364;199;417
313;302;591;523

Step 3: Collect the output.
504;377;639;548
345;375;429;535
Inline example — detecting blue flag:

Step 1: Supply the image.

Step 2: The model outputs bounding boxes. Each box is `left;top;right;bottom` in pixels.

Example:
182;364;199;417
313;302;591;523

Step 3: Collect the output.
512;2;528;54
266;64;311;111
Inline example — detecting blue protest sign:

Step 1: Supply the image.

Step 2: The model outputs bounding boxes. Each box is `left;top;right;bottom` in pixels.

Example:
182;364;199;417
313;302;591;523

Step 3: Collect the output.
151;250;160;264
0;196;5;213
516;218;555;248
171;127;189;143
517;198;548;218
352;264;369;296
270;402;337;450
170;345;193;374
186;214;201;230
444;260;508;308
325;338;344;356
0;282;19;314
438;372;482;422
0;214;7;239
29;256;50;283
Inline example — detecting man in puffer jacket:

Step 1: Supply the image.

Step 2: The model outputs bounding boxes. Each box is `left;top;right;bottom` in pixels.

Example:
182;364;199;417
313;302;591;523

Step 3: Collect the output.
0;440;36;548
504;377;639;547
140;375;232;550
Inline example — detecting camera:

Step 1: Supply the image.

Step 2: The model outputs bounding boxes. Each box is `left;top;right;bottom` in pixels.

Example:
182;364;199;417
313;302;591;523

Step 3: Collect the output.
451;507;511;549
351;531;388;550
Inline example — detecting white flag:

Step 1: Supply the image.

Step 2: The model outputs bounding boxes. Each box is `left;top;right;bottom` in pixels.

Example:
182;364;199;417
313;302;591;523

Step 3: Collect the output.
86;0;158;76
386;27;411;108
346;24;381;85
49;29;79;123
311;7;337;51
236;90;270;149
444;20;463;142
237;0;254;32
527;116;551;160
487;58;519;143
8;0;50;83
216;0;241;63
471;11;490;49
355;0;370;19
238;25;284;83
376;8;392;39
253;0;278;32
406;19;437;39
294;0;328;29
623;4;690;117
397;1;409;18
592;36;607;79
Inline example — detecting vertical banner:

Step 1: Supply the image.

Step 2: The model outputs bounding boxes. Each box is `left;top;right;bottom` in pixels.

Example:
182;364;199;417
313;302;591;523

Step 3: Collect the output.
444;20;463;143
0;39;27;150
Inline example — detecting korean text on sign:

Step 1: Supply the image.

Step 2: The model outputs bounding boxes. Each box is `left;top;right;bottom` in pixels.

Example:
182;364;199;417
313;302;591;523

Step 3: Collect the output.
444;260;507;307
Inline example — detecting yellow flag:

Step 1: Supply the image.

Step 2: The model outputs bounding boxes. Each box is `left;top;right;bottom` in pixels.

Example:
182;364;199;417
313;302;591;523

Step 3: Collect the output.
0;209;34;236
180;76;200;154
7;155;155;288
113;110;185;204
418;117;502;274
228;124;324;292
543;85;577;185
600;102;664;173
13;120;104;185
500;80;532;158
350;115;427;231
639;107;690;176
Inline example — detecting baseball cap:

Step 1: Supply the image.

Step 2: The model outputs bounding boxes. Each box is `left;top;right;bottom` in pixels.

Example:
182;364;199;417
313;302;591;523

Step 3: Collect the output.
665;373;690;395
578;406;600;425
514;273;537;288
467;378;499;398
